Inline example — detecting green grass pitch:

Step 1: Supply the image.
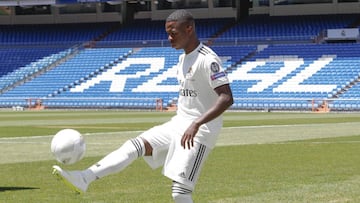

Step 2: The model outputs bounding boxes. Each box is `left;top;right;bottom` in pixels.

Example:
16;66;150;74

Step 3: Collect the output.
1;110;360;202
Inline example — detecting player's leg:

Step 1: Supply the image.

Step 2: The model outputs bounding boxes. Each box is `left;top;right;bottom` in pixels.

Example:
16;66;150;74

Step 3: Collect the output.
53;137;148;193
163;135;212;202
172;181;194;203
52;121;173;193
86;137;147;180
85;122;173;184
138;122;173;169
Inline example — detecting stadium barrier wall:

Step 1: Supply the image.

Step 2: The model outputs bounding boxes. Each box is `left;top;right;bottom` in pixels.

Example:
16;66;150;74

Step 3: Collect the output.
1;97;360;112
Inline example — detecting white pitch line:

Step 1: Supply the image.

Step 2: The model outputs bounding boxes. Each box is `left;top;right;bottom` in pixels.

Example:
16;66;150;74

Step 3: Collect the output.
273;141;360;144
0;122;359;142
225;121;360;129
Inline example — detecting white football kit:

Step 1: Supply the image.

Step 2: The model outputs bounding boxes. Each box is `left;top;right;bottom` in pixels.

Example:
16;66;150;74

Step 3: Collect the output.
140;43;230;189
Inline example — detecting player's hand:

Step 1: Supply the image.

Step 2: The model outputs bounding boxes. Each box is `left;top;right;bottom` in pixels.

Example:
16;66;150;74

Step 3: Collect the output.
181;121;200;149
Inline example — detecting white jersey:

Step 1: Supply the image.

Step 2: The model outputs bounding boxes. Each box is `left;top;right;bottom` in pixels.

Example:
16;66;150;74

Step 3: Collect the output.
140;43;229;183
173;43;229;148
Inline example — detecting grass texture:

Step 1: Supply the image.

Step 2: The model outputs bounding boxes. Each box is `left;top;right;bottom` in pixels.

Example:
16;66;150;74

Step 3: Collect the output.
0;110;360;202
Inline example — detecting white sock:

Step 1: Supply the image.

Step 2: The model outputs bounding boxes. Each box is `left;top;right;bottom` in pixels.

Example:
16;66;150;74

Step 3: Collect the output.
172;182;193;203
83;137;145;183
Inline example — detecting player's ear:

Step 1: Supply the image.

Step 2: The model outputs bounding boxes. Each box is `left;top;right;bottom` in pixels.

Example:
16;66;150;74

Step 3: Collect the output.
185;24;194;34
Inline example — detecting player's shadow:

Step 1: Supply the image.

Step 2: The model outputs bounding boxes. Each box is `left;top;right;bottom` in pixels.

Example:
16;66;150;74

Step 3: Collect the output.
0;186;39;192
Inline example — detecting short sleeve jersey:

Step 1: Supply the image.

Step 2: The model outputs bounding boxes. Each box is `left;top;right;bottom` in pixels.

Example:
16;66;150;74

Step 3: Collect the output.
175;43;229;148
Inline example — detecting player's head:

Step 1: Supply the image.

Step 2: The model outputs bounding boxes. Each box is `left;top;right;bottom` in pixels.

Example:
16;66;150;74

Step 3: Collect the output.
165;9;198;52
166;9;195;26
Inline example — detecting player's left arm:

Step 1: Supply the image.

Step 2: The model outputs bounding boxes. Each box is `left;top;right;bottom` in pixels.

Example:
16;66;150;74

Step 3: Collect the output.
181;84;234;149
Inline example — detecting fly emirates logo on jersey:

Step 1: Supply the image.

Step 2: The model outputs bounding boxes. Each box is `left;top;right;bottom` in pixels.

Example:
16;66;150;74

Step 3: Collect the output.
179;66;198;97
179;88;198;97
70;55;338;94
179;78;198;97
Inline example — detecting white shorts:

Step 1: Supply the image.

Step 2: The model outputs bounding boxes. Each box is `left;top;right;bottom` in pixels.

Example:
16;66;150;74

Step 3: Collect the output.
139;118;211;189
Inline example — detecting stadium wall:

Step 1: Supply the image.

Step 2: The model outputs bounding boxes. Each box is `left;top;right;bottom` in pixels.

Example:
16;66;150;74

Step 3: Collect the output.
0;1;359;25
268;2;360;16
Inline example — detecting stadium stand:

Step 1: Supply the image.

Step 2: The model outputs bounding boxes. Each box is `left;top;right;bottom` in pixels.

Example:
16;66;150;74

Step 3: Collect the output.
101;18;236;42
216;14;360;42
0;48;74;92
51;47;181;109
228;43;360;111
0;23;115;45
0;13;360;111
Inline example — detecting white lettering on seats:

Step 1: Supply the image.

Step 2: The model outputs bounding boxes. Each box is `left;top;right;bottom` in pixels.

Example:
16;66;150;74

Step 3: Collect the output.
228;56;303;92
70;58;165;92
133;64;178;92
274;55;337;93
70;55;338;94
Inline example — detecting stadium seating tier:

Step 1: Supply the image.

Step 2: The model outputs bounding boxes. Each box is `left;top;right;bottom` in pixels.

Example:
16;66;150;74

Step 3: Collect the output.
1;14;360;111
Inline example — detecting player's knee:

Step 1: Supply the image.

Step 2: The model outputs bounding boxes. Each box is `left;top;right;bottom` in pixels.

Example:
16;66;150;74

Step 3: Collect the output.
123;137;145;158
172;182;193;203
140;137;153;156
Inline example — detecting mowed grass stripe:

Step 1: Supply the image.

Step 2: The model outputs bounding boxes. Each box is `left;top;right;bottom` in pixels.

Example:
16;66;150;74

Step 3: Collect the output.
218;121;360;146
1;111;360;138
1;111;360;202
1;122;359;164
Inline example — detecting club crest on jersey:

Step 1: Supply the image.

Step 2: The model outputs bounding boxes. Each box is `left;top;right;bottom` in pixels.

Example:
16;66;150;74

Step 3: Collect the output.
187;67;192;73
210;62;220;73
185;67;194;80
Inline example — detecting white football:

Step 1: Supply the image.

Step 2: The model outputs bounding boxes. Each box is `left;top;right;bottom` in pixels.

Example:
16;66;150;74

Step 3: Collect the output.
51;129;86;165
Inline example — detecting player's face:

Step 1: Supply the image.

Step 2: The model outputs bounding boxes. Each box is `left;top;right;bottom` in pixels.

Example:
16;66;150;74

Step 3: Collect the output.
165;21;190;50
